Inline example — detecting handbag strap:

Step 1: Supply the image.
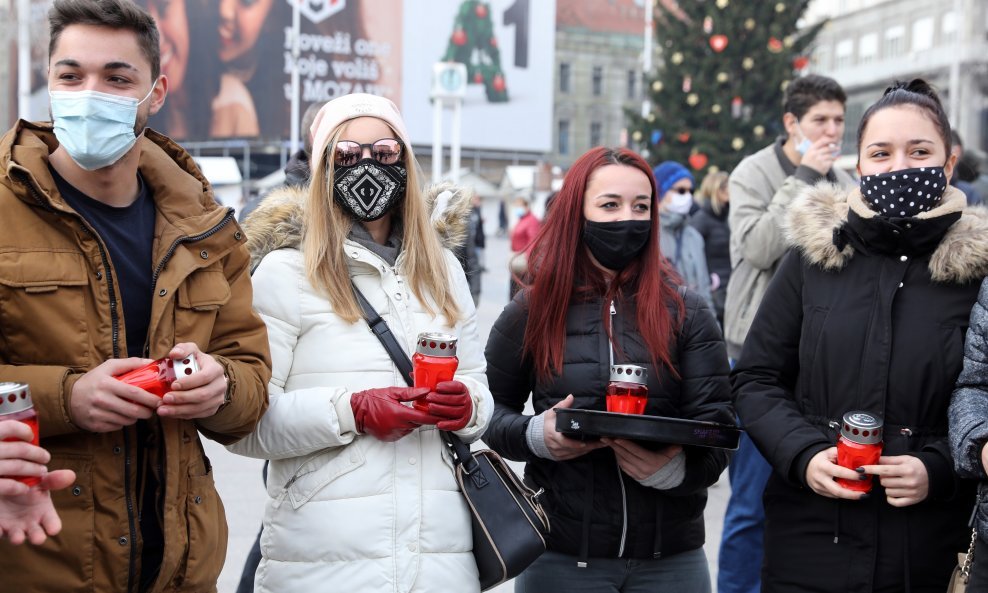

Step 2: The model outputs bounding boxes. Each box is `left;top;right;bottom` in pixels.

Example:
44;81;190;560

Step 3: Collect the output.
350;281;479;471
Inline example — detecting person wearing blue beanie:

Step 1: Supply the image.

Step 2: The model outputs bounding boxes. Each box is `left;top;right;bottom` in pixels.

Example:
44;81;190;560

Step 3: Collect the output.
653;161;695;197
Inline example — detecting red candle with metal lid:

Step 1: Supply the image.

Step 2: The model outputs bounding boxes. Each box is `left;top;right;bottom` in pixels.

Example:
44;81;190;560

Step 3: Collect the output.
836;411;883;492
606;364;648;415
412;332;458;412
0;382;40;487
115;355;200;397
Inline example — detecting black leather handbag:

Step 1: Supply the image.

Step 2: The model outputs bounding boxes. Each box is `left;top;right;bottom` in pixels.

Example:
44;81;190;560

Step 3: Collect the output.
352;284;550;590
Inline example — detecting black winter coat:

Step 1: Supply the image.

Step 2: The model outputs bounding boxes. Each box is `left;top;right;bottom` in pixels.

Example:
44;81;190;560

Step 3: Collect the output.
733;184;988;593
484;287;733;563
690;202;731;283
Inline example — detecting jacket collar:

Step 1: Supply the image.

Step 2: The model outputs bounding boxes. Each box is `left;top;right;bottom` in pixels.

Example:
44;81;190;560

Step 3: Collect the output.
785;182;988;283
2;121;230;237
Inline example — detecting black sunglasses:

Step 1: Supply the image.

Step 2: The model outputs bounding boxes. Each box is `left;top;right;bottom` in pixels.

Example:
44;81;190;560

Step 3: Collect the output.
334;138;404;167
671;187;693;195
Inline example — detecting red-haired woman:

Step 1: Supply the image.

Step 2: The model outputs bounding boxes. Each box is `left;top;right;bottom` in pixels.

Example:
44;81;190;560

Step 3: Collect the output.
483;147;732;592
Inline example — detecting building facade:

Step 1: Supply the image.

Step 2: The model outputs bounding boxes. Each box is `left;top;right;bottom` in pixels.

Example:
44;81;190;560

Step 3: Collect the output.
807;0;988;155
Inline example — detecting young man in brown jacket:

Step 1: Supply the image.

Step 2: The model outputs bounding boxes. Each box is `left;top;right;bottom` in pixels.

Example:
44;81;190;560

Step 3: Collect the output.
0;0;271;590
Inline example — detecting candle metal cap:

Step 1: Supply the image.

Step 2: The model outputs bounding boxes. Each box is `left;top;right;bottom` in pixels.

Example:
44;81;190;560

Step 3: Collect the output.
841;411;883;445
0;382;33;416
609;364;648;386
415;332;458;357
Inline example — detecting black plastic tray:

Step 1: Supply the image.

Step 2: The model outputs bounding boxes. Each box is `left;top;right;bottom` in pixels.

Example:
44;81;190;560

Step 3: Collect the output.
555;409;741;450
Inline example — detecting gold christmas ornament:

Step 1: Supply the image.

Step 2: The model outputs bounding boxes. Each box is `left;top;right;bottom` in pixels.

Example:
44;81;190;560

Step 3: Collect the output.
784;35;795;48
632;130;643;142
732;137;745;151
780;79;790;92
647;113;656;122
711;104;722;114
775;2;785;12
708;165;721;174
652;80;664;92
716;72;729;83
716;0;729;8
686;93;700;106
671;52;684;65
742;57;755;70
753;125;766;137
744;18;756;31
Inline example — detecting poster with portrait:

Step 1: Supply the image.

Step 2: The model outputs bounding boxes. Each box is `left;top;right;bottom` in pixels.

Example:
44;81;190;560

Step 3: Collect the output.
401;0;555;152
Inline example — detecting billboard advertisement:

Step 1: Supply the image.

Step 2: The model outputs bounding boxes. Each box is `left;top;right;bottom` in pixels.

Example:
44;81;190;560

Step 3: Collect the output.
16;0;553;152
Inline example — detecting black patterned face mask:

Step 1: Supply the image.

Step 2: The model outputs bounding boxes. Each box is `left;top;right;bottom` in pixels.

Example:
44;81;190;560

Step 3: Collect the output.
332;159;407;221
860;166;947;218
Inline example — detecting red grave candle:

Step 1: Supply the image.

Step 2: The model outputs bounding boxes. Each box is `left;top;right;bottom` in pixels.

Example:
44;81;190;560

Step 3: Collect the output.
0;382;40;487
412;333;459;412
115;355;200;397
606;364;649;415
836;411;884;492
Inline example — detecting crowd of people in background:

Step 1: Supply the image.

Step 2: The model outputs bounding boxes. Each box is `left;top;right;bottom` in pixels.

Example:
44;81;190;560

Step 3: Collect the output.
6;1;988;593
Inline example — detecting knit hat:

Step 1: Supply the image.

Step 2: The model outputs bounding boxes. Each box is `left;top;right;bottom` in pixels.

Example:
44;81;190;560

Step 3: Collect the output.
310;93;412;166
653;161;695;196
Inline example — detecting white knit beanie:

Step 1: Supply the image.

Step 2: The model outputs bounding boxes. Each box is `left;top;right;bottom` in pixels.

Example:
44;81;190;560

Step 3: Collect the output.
309;93;411;165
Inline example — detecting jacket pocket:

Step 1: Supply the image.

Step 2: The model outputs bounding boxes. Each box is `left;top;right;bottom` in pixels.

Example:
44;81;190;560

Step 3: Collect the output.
178;464;227;592
174;268;231;349
0;251;90;366
286;445;366;509
40;454;94;591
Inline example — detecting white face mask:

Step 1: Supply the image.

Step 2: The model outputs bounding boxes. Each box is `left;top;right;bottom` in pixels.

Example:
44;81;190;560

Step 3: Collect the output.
666;191;694;215
794;120;841;157
49;86;154;171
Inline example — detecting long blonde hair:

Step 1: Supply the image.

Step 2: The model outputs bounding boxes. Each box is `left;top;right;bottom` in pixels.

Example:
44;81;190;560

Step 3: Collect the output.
302;123;462;325
696;170;730;216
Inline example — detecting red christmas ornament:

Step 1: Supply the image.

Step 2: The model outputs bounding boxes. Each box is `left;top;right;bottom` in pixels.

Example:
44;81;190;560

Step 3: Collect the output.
490;37;498;48
473;72;484;84
709;34;729;53
688;153;709;171
767;37;783;53
475;2;488;18
492;74;506;93
793;55;810;70
452;28;467;46
677;131;691;143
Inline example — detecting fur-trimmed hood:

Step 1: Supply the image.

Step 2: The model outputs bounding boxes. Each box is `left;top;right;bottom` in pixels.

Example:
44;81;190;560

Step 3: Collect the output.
241;181;473;270
785;183;988;284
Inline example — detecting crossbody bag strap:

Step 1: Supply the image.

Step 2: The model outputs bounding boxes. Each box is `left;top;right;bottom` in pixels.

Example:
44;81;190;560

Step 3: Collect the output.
350;281;477;470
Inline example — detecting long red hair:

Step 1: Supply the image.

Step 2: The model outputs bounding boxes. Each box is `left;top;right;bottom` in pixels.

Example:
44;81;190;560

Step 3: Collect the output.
523;147;685;381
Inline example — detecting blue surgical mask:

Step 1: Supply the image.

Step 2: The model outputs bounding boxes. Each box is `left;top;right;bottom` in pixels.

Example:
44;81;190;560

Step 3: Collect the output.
50;86;154;171
513;206;528;219
794;122;812;155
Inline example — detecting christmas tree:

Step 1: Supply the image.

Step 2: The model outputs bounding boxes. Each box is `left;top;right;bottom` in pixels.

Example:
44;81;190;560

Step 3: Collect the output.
626;0;823;174
442;1;509;102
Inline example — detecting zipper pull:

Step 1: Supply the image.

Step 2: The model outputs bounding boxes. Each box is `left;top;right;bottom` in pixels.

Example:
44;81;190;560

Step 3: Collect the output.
610;301;616;315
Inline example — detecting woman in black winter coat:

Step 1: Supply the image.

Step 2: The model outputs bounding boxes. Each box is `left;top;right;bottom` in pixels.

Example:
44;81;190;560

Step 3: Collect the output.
733;79;988;592
950;278;988;591
690;171;731;325
483;147;733;593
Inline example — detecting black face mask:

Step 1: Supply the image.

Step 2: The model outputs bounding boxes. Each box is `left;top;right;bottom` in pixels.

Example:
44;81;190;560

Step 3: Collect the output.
860;166;947;218
582;220;652;271
333;159;407;221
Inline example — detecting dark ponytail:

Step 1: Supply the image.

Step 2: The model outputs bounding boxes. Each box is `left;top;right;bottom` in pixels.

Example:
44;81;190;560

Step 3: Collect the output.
856;79;952;156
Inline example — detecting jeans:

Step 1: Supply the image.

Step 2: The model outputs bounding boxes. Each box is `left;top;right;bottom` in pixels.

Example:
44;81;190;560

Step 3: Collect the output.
717;431;772;593
515;548;711;593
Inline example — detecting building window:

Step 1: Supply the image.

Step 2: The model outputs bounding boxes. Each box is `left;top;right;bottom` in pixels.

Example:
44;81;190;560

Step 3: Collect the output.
858;33;877;65
559;63;571;93
590;122;602;147
884;25;905;57
592;66;604;97
835;39;854;69
627;70;637;100
941;11;958;45
912;17;934;52
558;120;570;155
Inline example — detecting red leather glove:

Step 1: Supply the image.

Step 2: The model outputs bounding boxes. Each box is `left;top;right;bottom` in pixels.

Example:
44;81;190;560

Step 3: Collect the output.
425;381;473;431
350;387;437;442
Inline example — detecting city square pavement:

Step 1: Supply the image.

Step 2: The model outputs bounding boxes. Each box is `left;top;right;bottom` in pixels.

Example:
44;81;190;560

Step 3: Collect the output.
205;196;731;592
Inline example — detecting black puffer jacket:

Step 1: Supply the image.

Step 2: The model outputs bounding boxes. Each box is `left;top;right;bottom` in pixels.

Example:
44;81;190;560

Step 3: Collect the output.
484;287;732;563
690;201;731;284
734;184;988;592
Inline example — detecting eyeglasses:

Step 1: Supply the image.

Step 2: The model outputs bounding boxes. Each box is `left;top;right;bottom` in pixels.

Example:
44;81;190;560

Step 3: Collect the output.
334;138;404;167
671;187;693;195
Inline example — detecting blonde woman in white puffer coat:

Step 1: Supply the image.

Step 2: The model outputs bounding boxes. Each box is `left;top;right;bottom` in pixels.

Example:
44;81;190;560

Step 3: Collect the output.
228;93;492;593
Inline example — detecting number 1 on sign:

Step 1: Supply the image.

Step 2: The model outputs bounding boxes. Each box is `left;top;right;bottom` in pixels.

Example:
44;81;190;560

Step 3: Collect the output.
503;0;530;68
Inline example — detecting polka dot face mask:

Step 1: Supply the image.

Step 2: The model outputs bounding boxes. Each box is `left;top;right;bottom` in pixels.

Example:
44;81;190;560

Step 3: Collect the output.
860;166;947;218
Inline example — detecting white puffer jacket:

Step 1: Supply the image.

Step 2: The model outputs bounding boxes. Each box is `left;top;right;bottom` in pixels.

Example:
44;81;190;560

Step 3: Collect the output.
228;184;492;593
